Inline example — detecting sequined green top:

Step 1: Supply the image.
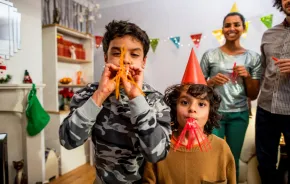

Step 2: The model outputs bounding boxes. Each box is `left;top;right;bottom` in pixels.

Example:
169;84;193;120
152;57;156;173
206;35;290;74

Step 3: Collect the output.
200;48;261;112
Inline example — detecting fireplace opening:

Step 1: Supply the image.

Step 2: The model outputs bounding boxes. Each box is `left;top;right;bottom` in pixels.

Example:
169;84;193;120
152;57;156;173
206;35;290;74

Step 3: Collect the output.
0;133;8;184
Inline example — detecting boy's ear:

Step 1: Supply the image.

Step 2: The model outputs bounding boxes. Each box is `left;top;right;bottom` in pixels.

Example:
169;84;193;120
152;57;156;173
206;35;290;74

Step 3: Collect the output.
104;54;108;63
142;57;147;69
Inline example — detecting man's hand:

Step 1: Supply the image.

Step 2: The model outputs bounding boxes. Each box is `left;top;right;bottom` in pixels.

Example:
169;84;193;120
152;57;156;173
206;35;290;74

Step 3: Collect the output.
208;73;230;86
275;59;290;74
234;66;251;78
92;63;119;106
121;65;144;100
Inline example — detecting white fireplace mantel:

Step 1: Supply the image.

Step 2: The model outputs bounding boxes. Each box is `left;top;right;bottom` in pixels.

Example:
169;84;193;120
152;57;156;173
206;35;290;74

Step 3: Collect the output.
0;84;46;89
0;84;46;113
0;83;46;184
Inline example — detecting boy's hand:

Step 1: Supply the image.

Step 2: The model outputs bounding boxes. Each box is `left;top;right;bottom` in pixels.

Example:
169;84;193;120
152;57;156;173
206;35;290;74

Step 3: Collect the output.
275;58;290;74
208;73;230;86
121;65;144;100
92;63;119;106
234;66;251;78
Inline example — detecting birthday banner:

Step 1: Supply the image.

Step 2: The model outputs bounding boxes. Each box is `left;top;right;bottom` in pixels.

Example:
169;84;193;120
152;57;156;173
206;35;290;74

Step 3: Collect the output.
94;3;276;51
150;38;159;52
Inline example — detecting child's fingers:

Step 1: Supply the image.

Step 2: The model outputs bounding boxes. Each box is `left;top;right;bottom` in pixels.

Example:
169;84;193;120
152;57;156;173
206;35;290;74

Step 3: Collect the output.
129;65;144;74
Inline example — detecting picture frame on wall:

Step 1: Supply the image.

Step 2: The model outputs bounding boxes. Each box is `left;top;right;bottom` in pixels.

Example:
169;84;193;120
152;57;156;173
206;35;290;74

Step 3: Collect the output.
0;0;21;59
0;1;11;58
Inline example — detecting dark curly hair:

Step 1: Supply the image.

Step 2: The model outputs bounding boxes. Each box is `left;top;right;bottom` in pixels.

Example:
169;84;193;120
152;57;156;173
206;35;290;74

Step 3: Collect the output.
102;20;150;58
163;84;221;135
273;0;283;11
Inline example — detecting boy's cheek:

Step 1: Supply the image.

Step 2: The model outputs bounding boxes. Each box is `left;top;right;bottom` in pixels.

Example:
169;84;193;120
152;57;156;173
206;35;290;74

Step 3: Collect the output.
106;57;120;66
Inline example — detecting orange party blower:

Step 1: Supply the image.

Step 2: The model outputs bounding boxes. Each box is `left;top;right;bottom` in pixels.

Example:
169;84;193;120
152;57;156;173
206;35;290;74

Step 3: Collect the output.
110;47;144;100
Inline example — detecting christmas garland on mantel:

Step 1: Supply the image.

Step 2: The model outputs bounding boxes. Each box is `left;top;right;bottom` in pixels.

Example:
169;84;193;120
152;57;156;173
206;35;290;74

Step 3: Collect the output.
0;75;12;84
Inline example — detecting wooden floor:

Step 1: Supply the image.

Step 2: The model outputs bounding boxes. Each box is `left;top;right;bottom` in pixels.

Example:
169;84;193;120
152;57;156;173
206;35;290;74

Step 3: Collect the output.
49;163;95;184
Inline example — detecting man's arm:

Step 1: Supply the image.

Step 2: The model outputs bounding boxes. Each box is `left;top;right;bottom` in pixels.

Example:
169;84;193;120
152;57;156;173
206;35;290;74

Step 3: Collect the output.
129;92;172;163
59;83;102;149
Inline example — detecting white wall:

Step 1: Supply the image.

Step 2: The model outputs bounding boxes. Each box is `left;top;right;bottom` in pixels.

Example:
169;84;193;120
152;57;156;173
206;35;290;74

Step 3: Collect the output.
93;0;285;107
0;0;44;183
6;0;42;84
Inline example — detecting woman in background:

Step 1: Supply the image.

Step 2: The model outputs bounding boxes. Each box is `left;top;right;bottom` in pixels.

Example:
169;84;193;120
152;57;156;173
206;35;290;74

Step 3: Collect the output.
200;12;261;182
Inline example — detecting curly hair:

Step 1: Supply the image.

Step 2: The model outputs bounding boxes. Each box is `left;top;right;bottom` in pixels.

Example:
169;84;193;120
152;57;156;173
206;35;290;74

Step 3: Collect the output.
163;84;221;135
102;20;150;58
273;0;283;11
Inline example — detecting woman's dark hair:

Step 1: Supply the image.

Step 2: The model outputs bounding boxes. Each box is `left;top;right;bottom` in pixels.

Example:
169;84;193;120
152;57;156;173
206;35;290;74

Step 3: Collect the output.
223;12;246;29
163;84;221;135
102;20;150;58
273;0;283;12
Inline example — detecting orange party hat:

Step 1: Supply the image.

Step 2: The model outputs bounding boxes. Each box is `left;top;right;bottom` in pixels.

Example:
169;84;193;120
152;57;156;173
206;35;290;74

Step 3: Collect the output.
181;48;207;85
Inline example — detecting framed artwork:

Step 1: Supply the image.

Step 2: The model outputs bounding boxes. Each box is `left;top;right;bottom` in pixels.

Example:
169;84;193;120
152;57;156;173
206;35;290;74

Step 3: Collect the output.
0;0;21;59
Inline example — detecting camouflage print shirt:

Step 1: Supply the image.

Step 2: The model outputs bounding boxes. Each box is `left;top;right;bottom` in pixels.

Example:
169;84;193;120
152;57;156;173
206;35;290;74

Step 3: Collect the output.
59;82;172;184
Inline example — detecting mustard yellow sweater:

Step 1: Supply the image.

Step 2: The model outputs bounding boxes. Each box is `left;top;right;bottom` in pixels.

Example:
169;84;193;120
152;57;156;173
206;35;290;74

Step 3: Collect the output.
142;135;236;184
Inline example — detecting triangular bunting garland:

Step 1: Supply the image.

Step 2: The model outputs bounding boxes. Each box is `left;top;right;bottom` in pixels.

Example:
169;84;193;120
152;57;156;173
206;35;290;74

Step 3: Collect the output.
170;36;180;49
212;29;224;45
150;38;159;53
190;33;202;48
230;2;239;12
95;36;103;48
242;21;250;38
260;14;273;29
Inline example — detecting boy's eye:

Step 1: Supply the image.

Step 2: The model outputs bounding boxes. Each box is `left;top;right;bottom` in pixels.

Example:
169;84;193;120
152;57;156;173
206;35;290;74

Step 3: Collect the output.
198;102;206;107
112;53;120;56
180;100;189;105
131;53;139;57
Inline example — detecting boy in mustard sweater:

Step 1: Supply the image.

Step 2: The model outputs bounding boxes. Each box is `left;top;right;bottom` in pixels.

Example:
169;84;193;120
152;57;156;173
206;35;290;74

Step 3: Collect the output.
143;49;236;184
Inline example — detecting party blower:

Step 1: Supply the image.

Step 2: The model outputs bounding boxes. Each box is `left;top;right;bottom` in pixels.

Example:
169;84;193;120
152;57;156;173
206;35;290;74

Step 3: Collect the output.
174;117;211;151
111;46;144;100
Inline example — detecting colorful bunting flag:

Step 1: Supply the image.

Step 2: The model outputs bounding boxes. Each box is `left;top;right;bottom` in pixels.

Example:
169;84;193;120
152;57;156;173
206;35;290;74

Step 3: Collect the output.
230;2;239;12
242;21;250;38
190;33;202;48
95;36;103;48
150;38;159;52
260;14;273;29
170;36;180;49
212;29;224;45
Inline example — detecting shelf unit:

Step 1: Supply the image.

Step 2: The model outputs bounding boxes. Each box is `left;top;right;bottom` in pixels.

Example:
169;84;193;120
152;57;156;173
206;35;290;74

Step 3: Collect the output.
42;24;94;175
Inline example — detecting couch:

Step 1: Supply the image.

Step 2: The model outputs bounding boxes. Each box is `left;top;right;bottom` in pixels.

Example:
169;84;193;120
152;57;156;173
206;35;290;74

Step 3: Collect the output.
238;108;280;184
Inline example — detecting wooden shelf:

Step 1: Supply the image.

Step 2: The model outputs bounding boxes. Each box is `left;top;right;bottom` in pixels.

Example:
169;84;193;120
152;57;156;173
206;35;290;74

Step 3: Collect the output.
58;84;87;88
58;56;91;64
42;24;93;40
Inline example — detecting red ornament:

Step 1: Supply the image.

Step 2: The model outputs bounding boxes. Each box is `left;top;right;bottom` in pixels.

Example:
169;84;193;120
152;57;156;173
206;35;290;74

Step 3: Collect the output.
95;36;103;48
23;70;33;83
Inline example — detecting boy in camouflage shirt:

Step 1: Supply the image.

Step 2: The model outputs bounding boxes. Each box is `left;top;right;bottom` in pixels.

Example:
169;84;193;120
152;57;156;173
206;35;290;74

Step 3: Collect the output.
59;20;172;184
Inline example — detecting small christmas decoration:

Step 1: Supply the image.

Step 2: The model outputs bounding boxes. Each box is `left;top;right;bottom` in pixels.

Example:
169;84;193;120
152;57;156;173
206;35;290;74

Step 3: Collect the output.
59;88;74;111
0;56;12;84
23;70;33;83
69;45;76;59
